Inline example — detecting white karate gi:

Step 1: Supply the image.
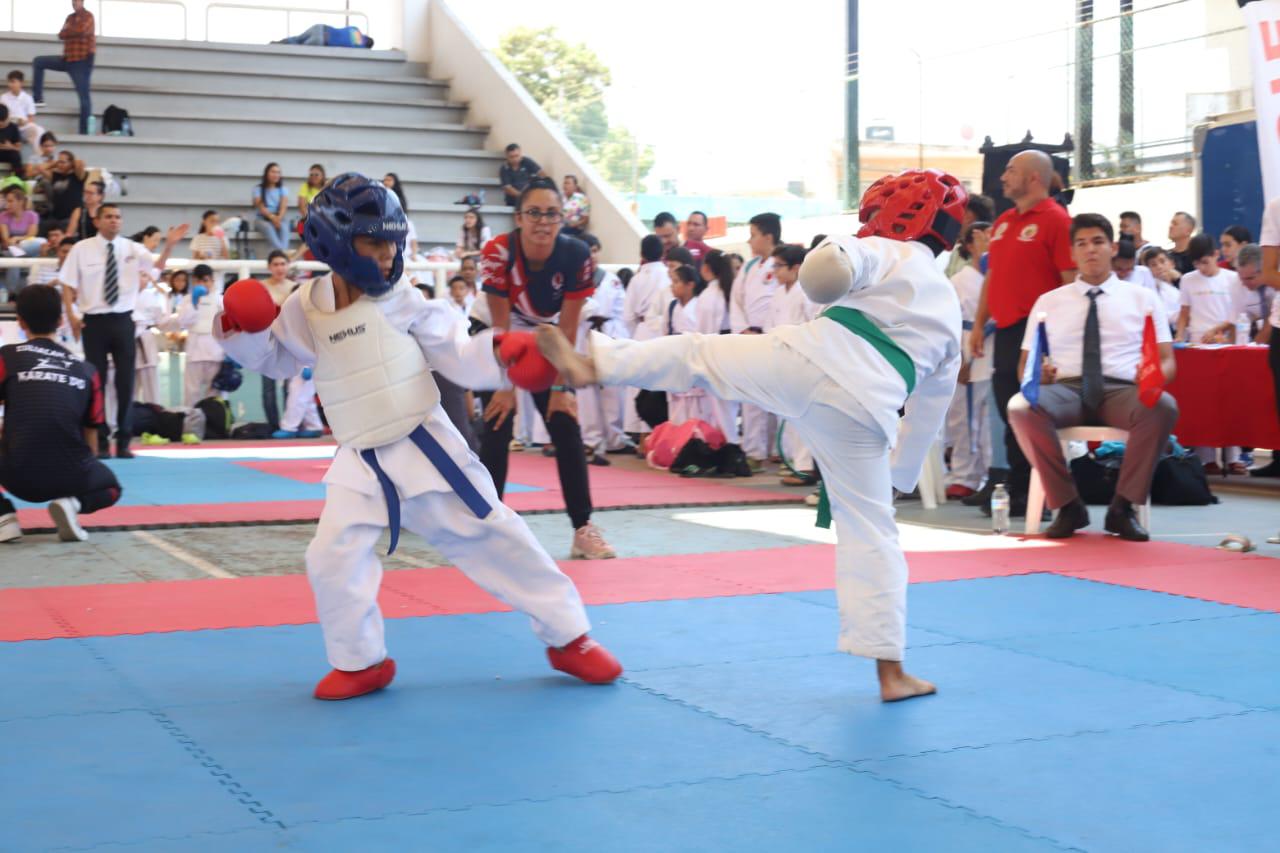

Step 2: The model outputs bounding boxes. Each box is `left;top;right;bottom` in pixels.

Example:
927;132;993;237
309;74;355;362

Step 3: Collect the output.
766;282;820;472
280;371;322;432
944;264;993;490
586;236;961;660
161;291;225;406
661;295;702;425
730;254;779;459
577;270;630;453
133;284;165;405
690;282;741;444
621;261;671;432
216;274;590;671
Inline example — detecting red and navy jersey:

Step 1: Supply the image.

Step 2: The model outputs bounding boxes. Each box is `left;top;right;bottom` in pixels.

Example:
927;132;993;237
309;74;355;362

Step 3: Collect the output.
480;231;594;324
0;339;104;462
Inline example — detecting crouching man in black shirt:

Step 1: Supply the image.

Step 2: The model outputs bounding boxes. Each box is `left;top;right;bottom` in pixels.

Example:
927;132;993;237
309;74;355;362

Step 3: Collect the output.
0;285;122;543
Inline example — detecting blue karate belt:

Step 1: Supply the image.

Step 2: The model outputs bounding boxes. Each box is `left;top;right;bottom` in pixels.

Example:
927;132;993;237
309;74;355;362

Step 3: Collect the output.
358;424;493;555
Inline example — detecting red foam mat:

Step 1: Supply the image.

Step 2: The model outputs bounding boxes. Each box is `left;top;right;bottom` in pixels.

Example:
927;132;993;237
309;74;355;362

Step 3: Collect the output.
15;500;326;531
1058;557;1280;612
0;543;1050;642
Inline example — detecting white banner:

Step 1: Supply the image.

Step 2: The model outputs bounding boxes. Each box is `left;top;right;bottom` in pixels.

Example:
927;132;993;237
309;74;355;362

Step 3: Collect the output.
1244;0;1280;202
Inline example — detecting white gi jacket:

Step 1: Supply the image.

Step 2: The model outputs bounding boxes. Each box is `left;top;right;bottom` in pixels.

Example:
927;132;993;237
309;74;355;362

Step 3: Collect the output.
729;255;777;332
215;274;502;500
623;261;670;340
770;235;962;492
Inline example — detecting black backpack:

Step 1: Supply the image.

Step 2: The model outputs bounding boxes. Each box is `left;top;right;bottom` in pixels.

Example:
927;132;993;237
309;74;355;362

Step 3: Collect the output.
197;397;233;439
102;105;133;136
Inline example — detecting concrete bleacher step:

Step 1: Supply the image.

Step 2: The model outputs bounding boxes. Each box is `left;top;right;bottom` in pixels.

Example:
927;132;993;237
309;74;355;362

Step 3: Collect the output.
37;106;488;151
34;81;470;125
0;32;426;79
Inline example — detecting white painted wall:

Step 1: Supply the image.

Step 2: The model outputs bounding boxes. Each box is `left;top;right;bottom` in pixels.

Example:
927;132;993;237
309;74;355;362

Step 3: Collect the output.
407;0;645;263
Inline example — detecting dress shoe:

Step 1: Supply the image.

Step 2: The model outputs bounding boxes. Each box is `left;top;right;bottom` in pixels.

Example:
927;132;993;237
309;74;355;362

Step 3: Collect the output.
1105;499;1149;542
115;443;134;459
1045;499;1090;539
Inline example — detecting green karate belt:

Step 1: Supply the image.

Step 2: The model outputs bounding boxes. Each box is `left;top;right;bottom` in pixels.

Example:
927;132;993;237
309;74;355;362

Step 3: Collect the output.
813;306;917;529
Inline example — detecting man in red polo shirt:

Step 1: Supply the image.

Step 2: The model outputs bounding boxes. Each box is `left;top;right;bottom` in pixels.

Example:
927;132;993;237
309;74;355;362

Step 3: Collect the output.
971;150;1075;515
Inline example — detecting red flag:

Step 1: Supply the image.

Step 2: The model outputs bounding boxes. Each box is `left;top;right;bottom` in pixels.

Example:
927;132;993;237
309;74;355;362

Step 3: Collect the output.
1137;312;1164;408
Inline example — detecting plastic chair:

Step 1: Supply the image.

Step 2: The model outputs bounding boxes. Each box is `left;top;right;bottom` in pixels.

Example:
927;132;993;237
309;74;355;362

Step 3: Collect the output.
1025;426;1152;535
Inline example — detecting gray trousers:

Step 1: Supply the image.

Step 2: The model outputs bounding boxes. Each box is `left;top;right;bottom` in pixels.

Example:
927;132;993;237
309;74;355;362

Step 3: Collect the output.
1007;380;1178;509
433;371;478;452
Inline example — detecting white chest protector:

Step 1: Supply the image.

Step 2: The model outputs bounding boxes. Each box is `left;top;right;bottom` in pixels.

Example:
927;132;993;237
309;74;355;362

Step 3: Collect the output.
301;279;440;450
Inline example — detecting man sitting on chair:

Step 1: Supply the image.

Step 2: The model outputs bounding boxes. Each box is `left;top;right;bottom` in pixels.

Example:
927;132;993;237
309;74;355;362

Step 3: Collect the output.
1007;213;1178;541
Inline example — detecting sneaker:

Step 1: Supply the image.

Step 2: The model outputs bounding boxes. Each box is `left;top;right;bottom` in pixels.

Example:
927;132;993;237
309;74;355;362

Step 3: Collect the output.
297;429;323;439
140;432;171;446
48;497;88;542
508;440;525;452
587;453;611;467
804;489;821;507
0;512;21;543
33;100;46;109
181;432;200;445
546;634;622;684
570;522;616;560
746;456;766;473
273;429;299;439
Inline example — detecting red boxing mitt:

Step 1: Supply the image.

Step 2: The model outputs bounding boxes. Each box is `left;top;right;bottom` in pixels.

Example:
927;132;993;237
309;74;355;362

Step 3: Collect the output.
220;278;279;334
497;331;559;392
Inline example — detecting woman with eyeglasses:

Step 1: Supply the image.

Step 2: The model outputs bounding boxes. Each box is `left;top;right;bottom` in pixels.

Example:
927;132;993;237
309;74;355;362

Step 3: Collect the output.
477;177;615;560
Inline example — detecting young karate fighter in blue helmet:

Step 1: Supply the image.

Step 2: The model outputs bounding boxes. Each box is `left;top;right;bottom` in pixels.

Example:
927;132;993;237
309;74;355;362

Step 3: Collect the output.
215;173;621;699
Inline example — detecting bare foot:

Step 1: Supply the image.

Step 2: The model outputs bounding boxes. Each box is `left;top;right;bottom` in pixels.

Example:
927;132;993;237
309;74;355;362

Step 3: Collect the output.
536;325;598;386
877;659;937;703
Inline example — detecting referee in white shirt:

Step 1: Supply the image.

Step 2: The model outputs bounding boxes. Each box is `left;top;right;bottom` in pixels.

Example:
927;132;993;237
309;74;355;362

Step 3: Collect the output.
58;203;186;457
1007;213;1178;542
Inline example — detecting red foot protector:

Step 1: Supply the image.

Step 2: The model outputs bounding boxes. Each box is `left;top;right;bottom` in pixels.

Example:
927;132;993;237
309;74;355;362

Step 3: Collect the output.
546;634;622;684
314;657;397;700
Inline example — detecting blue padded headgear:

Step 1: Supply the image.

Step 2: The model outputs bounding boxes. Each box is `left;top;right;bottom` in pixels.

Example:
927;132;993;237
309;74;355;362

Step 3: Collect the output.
303;172;408;296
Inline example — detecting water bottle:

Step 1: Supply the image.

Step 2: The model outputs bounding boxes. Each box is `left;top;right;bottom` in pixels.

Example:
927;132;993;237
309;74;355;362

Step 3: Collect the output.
991;483;1010;535
1235;313;1251;345
86;115;96;136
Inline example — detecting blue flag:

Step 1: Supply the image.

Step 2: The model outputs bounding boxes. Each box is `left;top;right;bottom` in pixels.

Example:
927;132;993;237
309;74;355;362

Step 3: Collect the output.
1020;316;1050;406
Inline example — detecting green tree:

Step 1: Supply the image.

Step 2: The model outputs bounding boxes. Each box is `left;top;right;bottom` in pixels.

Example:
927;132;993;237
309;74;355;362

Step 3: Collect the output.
495;26;654;193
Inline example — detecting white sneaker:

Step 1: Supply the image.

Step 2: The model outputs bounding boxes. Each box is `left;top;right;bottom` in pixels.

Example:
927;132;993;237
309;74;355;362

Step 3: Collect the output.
570;522;616;560
804;489;821;507
48;498;88;542
0;513;21;543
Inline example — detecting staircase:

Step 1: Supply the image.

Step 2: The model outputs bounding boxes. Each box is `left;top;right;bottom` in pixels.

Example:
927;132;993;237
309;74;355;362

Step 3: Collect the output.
0;32;514;253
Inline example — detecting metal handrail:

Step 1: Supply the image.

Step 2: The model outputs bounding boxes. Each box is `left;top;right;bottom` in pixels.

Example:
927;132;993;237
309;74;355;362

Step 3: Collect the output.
205;3;369;42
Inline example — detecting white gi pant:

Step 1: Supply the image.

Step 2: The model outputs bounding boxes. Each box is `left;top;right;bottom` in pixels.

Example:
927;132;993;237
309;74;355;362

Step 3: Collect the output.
778;418;814;472
184;360;222;407
592;332;907;660
575;329;628;453
306;413;592;671
135;331;160;405
280;373;322;432
944;379;991;490
741;403;774;460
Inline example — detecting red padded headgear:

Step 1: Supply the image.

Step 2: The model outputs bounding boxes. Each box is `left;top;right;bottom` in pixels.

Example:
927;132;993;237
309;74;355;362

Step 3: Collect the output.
857;169;968;251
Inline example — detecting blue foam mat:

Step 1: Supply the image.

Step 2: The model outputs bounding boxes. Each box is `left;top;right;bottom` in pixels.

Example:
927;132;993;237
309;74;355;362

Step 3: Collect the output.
864;711;1280;853
122;766;1064;853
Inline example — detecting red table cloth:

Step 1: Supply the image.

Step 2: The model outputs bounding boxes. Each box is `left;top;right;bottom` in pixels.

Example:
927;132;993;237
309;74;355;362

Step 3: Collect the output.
1166;345;1280;449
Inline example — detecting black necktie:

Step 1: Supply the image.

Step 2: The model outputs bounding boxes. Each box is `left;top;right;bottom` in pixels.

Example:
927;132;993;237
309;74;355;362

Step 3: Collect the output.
1081;287;1104;412
104;242;119;306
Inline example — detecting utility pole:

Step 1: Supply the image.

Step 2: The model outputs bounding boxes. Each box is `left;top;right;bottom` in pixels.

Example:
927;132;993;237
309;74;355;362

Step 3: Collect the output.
1075;0;1095;181
844;0;860;208
1119;0;1134;175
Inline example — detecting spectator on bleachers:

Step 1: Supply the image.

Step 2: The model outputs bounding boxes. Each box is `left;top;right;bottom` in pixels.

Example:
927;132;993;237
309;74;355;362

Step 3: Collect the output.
456;207;490;260
653;211;680;256
0;105;24;178
380;173;419;259
683;211;713;264
297;163;326;221
561;175;590;236
1007;213;1176;541
1167;211;1197;275
188;209;229;260
273;24;374;48
1219;225;1252;271
46;150;87;235
1118;211;1150;253
31;0;95;134
70;179;104;241
499;143;546;208
0;185;42;256
252;162;290;252
2;71;43;152
25;131;57;182
30;226;65;286
945;222;994;500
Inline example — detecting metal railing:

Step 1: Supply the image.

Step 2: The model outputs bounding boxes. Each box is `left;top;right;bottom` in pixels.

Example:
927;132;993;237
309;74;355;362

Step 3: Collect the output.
205;3;368;42
95;0;188;39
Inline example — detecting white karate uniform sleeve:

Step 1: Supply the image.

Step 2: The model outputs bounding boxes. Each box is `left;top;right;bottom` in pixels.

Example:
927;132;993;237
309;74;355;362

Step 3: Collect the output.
214;289;316;380
622;277;644;337
729;265;749;332
890;349;961;493
405;293;503;390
